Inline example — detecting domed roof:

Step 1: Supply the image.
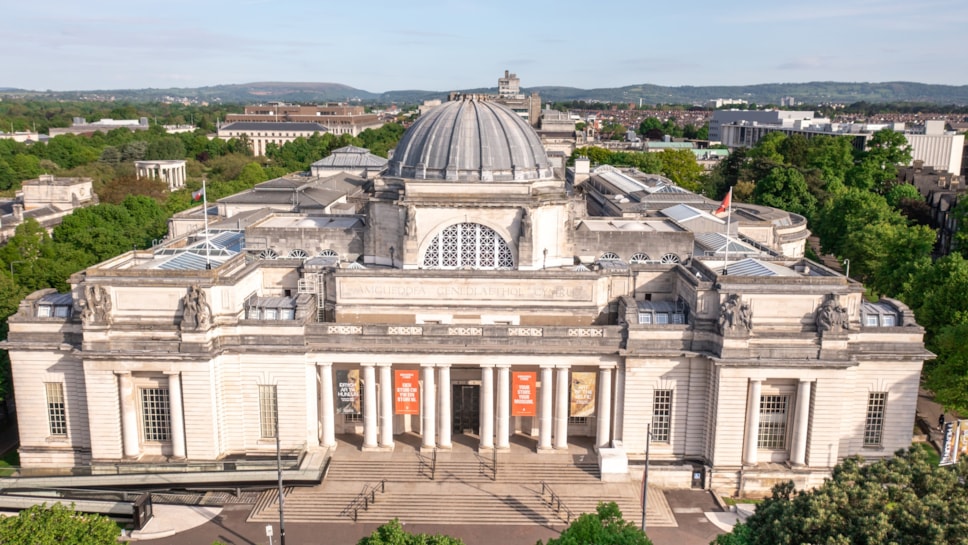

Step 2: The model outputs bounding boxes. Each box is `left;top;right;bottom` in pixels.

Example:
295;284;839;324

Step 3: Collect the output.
389;96;553;182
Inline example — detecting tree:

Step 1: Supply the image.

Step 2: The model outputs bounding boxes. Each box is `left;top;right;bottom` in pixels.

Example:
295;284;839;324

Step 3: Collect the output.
656;149;703;191
0;502;120;544
805;135;854;195
540;502;651;545
812;188;905;257
712;447;968;545
926;322;968;415
144;136;186;160
357;518;464;545
752;167;816;219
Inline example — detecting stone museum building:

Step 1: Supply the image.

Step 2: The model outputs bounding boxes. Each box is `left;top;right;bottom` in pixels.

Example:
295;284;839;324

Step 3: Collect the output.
5;95;929;495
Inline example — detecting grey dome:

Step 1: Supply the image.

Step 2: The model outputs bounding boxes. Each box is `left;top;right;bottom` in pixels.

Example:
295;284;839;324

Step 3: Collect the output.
389;97;553;182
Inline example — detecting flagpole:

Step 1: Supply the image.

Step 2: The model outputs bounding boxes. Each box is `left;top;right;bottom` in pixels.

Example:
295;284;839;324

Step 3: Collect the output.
722;187;732;275
202;178;211;268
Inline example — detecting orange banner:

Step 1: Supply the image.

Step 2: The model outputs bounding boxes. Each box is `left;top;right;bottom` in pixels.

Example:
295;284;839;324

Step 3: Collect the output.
512;372;537;417
394;370;420;415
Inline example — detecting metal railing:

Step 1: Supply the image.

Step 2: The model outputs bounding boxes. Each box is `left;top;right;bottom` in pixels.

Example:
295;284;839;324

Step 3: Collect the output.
477;449;497;481
339;480;386;522
539;481;574;523
416;449;437;481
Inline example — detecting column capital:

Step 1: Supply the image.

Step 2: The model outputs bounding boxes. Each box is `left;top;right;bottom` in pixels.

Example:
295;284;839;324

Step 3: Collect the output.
420;362;436;368
539;364;556;369
115;371;132;377
435;363;452;369
479;363;495;369
316;361;333;369
361;362;377;368
598;364;617;370
496;363;511;369
163;371;180;377
556;364;572;369
377;362;393;368
749;377;763;383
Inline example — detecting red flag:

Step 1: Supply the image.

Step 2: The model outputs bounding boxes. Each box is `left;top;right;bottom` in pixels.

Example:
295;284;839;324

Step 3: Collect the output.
715;188;732;215
192;188;205;202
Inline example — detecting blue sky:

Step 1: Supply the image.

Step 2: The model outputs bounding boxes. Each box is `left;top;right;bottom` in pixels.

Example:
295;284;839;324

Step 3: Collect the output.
3;0;966;92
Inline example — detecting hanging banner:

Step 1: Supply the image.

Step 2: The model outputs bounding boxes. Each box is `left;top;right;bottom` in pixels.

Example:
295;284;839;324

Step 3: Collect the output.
512;372;537;417
335;369;361;415
940;421;959;466
394;370;420;415
570;371;596;418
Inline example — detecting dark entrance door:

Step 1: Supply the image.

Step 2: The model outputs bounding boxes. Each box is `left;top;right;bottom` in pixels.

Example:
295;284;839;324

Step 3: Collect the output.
453;384;480;434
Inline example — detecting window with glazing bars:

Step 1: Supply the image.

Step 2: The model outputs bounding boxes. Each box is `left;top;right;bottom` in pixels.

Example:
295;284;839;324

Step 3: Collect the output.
140;388;171;442
757;395;789;449
652;390;673;442
259;385;278;438
864;392;887;446
45;383;67;436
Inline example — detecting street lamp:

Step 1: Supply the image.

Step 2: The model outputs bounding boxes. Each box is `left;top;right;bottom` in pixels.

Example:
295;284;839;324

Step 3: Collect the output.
275;394;287;545
843;258;850;279
641;422;652;531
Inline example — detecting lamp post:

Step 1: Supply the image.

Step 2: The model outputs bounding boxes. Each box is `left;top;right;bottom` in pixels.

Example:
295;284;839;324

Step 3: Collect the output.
275;394;287;545
843;258;850;279
641;422;652;531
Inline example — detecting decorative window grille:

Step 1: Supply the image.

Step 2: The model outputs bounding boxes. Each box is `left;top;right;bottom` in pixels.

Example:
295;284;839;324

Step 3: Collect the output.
652;390;673;443
758;395;789;449
259;385;278;439
318;249;338;258
259;249;278;260
45;383;67;436
568;416;588;425
864;392;887;446
660;253;681;264
600;252;620;261
629;253;650;264
140;388;171;442
421;223;513;269
287;249;309;259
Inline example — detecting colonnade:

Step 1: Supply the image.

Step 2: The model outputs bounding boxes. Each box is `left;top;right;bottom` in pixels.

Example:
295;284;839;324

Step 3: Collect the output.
134;160;187;191
117;371;188;459
315;362;618;452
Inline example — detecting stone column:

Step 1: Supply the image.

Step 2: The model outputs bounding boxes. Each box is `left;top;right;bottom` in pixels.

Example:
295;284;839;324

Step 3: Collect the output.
166;372;186;459
421;363;436;449
612;362;625;443
743;379;763;465
379;364;394;449
496;365;511;449
438;365;452;449
539;365;554;451
362;364;378;449
790;380;812;466
554;366;570;450
117;372;140;459
596;366;613;449
318;363;336;447
480;365;494;449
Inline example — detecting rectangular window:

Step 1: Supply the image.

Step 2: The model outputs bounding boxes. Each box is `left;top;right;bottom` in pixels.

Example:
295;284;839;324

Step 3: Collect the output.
53;305;70;318
264;308;277;320
656;313;669;324
45;383;67;436
865;315;879;327
652;390;673;443
758;395;789;449
140;388;171;442
864;392;887;446
671;313;685;324
881;315;896;327
638;313;652;324
37;305;52;318
259;385;278;438
568;416;588;425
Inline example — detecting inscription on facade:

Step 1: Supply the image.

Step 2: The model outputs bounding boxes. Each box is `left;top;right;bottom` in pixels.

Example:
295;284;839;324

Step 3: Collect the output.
339;279;592;302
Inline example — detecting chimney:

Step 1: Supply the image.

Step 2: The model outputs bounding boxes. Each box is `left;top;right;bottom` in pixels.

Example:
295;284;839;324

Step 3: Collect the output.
13;204;23;223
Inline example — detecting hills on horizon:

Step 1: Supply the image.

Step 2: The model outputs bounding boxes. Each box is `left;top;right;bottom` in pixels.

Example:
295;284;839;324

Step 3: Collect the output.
4;80;968;106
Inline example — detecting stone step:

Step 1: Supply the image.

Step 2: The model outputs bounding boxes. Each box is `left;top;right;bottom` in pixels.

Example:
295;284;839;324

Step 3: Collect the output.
325;460;601;484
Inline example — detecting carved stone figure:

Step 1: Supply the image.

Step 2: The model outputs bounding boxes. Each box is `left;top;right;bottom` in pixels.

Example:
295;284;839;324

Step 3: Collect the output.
405;205;416;238
182;285;211;330
81;285;111;325
816;294;849;334
520;209;532;239
718;293;752;335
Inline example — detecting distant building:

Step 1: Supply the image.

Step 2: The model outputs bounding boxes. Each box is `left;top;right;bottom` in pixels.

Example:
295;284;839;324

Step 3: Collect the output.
49;117;150;136
704;98;748;109
216;122;330;157
0;131;40;144
225;103;384;137
309;145;387;178
0;175;97;243
898;160;965;255
135;160;187;191
714;110;965;175
489;70;542;127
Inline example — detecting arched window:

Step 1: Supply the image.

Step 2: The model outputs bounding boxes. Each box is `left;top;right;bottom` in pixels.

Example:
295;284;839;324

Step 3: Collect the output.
630;253;650;264
318;249;339;258
600;252;620;261
660;253;681;264
422;223;514;269
258;249;278;260
287;249;309;259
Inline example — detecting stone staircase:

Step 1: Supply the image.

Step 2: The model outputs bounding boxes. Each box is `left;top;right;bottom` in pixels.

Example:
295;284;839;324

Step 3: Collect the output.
247;453;674;527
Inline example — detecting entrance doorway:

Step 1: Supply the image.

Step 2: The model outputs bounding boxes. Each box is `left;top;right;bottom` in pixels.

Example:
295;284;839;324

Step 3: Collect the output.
452;384;480;434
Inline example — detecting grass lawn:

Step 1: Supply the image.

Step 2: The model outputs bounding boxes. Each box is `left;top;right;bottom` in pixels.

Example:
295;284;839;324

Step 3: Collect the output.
917;440;941;466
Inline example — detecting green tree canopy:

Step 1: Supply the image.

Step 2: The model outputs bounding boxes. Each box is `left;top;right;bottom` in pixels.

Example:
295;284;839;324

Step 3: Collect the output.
0;502;120;545
540;502;651;545
713;447;968;545
812;187;905;257
357;518;464;545
751;166;816;219
656;149;703;192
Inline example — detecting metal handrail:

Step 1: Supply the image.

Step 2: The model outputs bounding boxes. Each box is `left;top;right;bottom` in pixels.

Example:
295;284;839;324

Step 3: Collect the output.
431;448;437;481
339;479;386;522
539;481;574;523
